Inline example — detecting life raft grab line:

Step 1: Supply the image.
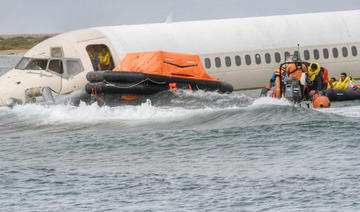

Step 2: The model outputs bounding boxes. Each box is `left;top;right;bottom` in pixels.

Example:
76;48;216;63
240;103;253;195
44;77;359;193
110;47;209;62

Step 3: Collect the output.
90;85;104;103
104;78;167;90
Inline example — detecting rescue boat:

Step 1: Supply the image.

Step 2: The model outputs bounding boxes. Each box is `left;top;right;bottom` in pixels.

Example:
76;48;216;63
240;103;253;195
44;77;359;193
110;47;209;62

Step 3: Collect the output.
85;51;233;102
325;88;360;101
260;61;331;108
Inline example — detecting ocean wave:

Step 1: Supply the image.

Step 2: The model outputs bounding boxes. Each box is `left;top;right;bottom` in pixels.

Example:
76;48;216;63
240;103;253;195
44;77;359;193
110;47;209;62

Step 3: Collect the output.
1;89;355;136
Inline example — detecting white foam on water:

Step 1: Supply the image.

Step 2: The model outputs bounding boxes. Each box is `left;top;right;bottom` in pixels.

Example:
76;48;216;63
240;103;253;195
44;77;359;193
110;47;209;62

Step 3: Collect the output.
250;97;292;107
175;89;247;99
7;100;219;126
318;105;360;118
0;92;294;127
0;89;269;127
166;90;254;110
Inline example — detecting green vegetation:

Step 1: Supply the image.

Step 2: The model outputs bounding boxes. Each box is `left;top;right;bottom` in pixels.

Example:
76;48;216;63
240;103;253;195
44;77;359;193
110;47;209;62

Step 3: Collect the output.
0;35;52;50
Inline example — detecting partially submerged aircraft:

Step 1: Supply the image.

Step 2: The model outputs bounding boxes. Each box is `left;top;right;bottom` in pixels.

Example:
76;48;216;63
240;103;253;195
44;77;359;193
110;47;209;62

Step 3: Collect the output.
0;10;359;106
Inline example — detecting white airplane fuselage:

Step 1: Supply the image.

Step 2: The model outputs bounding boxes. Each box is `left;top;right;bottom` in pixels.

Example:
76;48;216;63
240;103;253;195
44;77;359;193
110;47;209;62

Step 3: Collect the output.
0;10;359;106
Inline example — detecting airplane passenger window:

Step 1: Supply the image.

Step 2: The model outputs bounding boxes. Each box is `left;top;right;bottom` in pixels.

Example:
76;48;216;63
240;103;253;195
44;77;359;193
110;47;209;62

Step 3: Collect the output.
284;52;290;60
66;59;84;76
265;53;271;64
245;55;251;65
235;55;241;66
255;54;261;64
323;48;329;59
313;49;320;59
352;46;358;56
333;48;339;58
215;57;221;68
204;58;211;69
342;47;348;57
225;56;231;67
293;51;299;59
275;52;281;63
304;50;310;60
48;60;63;74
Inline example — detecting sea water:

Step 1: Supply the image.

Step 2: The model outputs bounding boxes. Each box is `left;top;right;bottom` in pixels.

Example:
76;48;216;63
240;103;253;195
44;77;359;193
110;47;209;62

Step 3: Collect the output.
1;54;360;211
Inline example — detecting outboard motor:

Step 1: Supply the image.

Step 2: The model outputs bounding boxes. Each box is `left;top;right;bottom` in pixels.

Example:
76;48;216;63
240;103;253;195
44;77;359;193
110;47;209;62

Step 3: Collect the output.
284;78;302;103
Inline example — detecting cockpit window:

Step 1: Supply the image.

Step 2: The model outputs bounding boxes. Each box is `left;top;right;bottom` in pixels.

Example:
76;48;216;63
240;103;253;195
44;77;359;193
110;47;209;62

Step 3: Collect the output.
15;57;31;69
66;59;84;76
15;58;48;70
48;60;63;74
26;59;48;70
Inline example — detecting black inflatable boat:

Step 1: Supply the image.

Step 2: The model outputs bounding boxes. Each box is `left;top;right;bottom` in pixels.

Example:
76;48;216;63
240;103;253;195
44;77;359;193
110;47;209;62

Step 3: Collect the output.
326;89;360;101
85;71;233;95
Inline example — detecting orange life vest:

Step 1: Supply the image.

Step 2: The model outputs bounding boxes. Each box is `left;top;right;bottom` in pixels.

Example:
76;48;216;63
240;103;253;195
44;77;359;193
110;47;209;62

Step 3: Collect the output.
286;63;307;80
274;67;285;99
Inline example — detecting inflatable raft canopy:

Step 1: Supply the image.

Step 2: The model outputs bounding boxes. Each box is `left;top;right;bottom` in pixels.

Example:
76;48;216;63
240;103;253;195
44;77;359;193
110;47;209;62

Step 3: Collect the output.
115;51;218;81
86;51;233;97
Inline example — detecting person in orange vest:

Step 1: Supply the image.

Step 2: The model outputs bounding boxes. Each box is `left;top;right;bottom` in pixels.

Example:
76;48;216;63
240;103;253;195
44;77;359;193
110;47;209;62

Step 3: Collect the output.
265;66;286;98
285;61;307;81
268;66;286;88
285;59;307;99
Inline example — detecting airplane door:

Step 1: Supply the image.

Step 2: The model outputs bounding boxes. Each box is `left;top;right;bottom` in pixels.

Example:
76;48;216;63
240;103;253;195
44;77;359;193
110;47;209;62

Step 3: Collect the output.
41;59;63;94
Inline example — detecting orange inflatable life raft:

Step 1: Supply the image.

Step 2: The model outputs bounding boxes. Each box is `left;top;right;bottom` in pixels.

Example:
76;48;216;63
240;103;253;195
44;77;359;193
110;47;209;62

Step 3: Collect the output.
114;51;219;81
86;51;233;96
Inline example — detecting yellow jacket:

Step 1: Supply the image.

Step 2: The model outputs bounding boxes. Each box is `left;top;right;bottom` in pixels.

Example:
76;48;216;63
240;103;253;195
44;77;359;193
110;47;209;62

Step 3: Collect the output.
308;62;321;81
99;51;111;66
327;81;338;89
334;76;351;90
